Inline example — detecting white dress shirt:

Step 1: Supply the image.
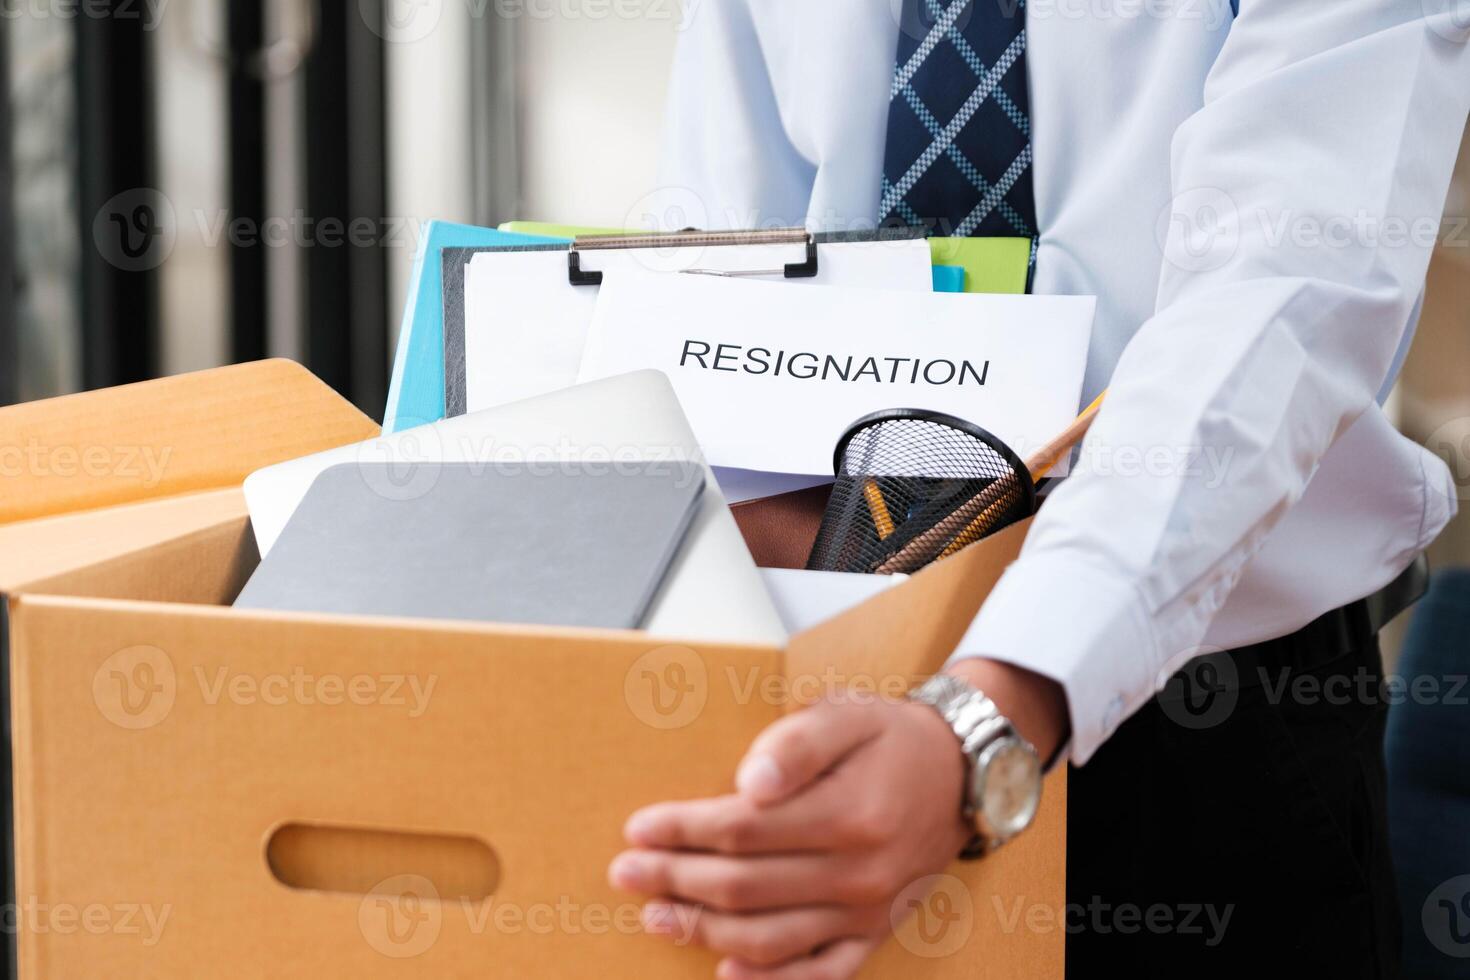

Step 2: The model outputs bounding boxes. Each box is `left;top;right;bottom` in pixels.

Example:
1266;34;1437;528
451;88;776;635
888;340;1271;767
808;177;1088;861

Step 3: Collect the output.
659;0;1470;762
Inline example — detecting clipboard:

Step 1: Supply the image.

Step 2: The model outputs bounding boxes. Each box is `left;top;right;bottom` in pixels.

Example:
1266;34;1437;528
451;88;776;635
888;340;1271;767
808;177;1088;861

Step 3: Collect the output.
442;227;933;419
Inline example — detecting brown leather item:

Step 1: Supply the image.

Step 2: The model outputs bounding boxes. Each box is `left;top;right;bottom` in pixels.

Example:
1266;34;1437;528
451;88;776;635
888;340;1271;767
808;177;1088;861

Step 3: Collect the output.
730;483;832;570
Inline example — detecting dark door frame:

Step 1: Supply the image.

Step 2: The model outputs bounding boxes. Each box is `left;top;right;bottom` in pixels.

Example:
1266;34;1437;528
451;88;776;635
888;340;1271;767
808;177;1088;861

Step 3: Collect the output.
304;0;389;419
227;0;270;364
74;1;159;391
0;17;16;407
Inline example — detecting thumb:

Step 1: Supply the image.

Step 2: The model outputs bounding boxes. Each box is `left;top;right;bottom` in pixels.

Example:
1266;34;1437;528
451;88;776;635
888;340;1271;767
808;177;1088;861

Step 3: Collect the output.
735;700;886;806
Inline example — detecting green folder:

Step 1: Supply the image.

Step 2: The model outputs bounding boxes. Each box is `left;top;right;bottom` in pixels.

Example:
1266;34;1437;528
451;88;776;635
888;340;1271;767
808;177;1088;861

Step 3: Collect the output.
498;221;626;238
928;237;1031;294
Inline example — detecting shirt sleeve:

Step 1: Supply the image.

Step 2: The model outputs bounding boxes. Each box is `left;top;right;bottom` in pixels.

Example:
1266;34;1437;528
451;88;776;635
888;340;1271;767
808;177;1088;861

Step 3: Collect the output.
952;2;1470;764
656;0;817;231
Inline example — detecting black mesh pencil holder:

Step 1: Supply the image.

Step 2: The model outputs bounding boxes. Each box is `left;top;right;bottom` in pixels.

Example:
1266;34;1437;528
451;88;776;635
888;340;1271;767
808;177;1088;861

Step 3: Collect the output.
806;410;1037;576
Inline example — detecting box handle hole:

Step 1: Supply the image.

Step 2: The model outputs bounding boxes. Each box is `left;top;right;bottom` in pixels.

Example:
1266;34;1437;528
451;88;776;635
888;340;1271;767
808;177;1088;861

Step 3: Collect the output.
266;823;500;901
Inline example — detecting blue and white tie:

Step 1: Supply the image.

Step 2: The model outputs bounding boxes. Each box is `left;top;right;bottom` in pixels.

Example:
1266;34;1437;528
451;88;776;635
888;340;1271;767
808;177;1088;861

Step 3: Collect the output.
880;0;1037;248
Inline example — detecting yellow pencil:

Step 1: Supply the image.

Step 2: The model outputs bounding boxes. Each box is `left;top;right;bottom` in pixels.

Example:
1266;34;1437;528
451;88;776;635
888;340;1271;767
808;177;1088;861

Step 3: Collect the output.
863;478;896;540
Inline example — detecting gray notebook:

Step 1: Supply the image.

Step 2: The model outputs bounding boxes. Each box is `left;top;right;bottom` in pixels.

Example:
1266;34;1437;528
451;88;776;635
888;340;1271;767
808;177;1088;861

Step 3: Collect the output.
235;461;706;629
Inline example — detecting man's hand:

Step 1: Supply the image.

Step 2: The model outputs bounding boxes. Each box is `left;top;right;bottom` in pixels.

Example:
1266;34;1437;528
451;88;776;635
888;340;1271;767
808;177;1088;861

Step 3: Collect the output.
608;660;1066;979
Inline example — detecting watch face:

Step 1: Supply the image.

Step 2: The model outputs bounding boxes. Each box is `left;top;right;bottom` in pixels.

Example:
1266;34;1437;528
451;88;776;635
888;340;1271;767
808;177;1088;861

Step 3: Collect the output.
976;738;1042;840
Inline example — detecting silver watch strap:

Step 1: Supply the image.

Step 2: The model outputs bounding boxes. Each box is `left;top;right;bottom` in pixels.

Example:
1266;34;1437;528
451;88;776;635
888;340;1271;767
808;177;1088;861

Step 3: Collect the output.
910;673;1025;857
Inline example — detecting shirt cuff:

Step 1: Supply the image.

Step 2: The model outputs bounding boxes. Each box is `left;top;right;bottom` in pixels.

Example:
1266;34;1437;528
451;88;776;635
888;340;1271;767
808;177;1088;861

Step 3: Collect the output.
947;551;1160;765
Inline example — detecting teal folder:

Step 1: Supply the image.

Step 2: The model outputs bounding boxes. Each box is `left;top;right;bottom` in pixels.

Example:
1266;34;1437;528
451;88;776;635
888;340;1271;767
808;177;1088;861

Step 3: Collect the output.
383;221;564;433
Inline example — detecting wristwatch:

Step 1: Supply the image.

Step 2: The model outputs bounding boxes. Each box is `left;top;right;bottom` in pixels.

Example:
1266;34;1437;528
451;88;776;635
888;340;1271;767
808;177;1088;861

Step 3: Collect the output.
909;673;1043;858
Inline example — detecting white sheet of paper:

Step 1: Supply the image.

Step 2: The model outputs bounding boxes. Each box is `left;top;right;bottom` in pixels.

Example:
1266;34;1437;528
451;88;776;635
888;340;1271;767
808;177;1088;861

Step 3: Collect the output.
712;468;832;504
578;272;1096;477
760;569;910;634
462;238;934;414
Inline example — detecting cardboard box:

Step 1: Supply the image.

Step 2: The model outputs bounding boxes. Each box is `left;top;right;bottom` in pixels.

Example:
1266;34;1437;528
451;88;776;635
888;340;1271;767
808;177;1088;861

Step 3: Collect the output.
0;361;1065;978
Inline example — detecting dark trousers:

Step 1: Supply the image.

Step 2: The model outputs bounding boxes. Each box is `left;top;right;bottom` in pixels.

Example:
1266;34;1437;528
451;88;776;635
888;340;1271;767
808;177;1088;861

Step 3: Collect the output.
1066;630;1401;977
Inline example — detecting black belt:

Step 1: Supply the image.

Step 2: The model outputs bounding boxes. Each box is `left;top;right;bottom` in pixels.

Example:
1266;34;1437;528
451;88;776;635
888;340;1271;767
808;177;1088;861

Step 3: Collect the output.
1167;555;1430;695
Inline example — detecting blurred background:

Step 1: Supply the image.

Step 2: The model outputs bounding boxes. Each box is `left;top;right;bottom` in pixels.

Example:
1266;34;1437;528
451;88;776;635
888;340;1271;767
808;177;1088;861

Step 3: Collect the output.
3;4;1470;973
1;1;1468;587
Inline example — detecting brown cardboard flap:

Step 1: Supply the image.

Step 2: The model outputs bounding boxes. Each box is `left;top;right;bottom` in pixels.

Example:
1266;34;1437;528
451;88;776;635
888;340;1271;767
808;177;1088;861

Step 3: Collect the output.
0;359;379;527
0;488;249;595
786;519;1032;689
10;507;259;606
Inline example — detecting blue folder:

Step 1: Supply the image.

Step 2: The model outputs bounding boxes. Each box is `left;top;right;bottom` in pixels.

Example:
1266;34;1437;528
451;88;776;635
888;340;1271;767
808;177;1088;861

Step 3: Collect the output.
384;221;565;433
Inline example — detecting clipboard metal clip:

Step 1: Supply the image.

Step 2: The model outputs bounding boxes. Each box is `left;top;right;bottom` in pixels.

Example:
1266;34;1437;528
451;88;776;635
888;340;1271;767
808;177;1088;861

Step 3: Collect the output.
567;228;819;286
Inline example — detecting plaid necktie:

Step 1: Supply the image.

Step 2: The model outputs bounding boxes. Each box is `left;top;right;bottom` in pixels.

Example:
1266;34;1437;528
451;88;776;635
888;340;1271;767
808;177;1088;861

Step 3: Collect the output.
880;0;1037;246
